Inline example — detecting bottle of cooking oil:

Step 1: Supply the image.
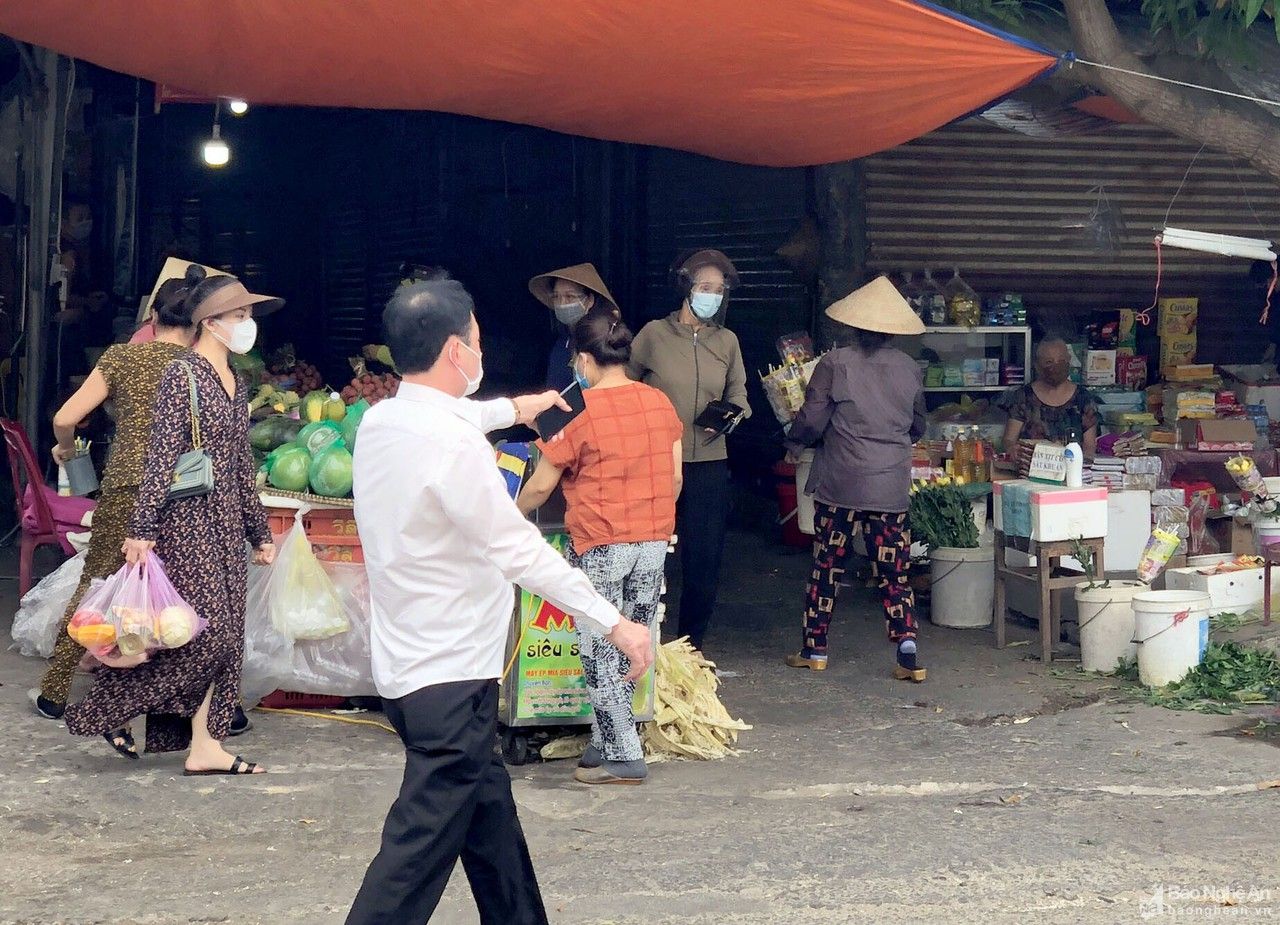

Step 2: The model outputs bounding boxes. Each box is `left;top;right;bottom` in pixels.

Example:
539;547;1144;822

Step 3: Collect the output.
953;428;971;485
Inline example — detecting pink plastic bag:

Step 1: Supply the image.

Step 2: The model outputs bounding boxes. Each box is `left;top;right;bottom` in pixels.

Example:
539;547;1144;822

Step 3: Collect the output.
67;552;205;668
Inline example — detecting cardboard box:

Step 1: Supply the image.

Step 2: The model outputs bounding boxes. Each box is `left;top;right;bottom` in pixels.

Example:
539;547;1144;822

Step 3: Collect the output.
1085;349;1117;386
985;358;1001;386
1159;334;1197;371
1166;363;1215;382
1220;364;1280;421
1118;309;1138;355
1179;419;1258;452
1116;355;1149;390
1158;297;1199;337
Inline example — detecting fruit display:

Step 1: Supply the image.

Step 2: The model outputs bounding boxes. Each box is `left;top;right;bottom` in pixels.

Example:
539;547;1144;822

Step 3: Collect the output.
302;390;346;424
297;421;344;456
267;344;324;394
341;371;400;405
249;383;302;419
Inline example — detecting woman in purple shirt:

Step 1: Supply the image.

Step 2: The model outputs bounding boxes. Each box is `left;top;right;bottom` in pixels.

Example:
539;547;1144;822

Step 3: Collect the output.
783;277;927;681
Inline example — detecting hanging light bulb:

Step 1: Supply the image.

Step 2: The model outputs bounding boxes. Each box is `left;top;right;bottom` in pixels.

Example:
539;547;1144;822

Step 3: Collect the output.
228;99;249;116
202;123;230;167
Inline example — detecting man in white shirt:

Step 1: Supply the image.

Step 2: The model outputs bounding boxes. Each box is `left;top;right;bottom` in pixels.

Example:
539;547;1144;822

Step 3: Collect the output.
346;280;653;925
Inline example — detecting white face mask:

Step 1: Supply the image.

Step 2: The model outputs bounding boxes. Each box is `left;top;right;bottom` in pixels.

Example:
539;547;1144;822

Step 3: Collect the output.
689;291;723;319
454;340;484;396
209;316;258;354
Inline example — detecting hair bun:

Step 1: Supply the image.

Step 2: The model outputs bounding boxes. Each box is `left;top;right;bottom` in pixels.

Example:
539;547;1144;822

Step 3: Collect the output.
182;265;208;287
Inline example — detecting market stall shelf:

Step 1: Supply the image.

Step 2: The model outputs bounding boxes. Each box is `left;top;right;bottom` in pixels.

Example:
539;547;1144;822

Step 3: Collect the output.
993;531;1106;662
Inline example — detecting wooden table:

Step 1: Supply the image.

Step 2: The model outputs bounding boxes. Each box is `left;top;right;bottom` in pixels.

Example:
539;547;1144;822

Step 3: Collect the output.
993;531;1106;662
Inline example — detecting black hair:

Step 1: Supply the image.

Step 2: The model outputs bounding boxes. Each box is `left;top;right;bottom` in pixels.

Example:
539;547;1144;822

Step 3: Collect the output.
382;279;475;375
573;307;632;367
152;264;204;329
854;328;891;352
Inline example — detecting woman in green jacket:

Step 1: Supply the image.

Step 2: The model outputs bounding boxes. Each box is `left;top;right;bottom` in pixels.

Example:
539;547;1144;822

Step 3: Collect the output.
628;248;750;654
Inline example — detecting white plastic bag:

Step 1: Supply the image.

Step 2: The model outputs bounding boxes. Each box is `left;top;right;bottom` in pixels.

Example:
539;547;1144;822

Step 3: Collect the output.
267;509;350;641
241;559;375;704
11;550;86;658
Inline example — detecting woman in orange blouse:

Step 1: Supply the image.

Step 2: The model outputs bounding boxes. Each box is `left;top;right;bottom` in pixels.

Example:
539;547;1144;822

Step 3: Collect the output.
519;310;682;785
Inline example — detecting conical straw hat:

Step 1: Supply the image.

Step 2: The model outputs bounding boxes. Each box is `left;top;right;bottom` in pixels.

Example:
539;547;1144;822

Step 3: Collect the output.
824;275;924;335
528;263;619;313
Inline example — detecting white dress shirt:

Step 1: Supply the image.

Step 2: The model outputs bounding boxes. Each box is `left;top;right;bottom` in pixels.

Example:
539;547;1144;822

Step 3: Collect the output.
354;381;622;699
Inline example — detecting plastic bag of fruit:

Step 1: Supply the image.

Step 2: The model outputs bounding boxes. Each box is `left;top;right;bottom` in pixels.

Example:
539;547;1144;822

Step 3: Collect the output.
268;508;350;641
67;553;206;667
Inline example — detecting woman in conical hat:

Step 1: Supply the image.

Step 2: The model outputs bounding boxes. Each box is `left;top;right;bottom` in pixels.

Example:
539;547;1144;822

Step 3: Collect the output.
528;263;619;390
782;276;929;682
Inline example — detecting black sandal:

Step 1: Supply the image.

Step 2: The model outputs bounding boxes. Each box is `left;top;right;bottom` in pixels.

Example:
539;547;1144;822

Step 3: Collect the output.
183;755;262;777
102;728;139;760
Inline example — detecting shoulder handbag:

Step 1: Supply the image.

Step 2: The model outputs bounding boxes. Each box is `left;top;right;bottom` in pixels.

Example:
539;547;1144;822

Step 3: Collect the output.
168;361;215;499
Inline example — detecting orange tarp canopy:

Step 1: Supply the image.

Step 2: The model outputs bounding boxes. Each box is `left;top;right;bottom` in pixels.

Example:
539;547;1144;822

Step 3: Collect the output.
0;0;1056;166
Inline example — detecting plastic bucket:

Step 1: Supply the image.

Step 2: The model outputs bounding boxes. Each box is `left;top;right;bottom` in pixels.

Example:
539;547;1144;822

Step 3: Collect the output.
771;462;808;548
1131;590;1211;687
929;546;994;628
63;453;98;497
1256;517;1280;549
1265;477;1280;495
1075;581;1144;673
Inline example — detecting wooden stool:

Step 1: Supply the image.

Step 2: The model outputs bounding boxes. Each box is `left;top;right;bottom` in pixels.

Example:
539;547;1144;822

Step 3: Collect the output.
993;530;1106;662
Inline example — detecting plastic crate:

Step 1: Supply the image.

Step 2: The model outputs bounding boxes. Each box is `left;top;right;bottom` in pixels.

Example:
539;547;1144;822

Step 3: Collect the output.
265;506;360;545
258;690;348;710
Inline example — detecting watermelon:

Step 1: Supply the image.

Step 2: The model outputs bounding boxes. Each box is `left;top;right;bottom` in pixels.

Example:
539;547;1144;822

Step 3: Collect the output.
249;415;303;452
267;445;311;492
309;446;354;498
297;421;345;456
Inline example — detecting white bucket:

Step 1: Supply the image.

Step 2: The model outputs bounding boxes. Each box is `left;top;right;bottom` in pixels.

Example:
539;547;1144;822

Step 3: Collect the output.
1255;517;1280;549
929;546;994;628
1131;590;1211;687
1075;581;1144;673
1264;477;1280;495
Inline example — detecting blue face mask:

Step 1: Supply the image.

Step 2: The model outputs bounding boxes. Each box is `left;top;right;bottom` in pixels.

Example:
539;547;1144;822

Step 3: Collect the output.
573;364;591;391
689;291;723;319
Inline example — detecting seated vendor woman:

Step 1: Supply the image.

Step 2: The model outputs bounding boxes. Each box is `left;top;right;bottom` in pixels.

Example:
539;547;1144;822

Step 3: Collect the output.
1002;336;1099;456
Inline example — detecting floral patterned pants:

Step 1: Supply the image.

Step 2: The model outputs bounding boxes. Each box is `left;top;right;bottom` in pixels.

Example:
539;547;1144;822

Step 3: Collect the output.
802;504;917;657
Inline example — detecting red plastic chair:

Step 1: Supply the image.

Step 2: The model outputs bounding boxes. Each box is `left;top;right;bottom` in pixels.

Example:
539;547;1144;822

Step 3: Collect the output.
0;419;95;596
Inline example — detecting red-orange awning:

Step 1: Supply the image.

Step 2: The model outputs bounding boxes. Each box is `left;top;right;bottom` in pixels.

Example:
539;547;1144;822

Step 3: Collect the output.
0;0;1057;167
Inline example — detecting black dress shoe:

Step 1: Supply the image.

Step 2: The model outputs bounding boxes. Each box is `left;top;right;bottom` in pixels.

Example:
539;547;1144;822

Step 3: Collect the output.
229;705;252;736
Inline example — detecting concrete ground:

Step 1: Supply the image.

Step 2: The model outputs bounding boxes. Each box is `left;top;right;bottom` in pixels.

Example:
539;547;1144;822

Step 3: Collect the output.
2;518;1279;925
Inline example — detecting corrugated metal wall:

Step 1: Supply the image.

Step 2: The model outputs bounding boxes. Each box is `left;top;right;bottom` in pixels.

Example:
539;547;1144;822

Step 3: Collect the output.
644;149;811;456
864;122;1280;363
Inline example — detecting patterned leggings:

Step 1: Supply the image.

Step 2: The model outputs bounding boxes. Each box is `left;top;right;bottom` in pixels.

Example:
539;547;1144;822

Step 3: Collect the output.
802;504;917;657
567;540;666;763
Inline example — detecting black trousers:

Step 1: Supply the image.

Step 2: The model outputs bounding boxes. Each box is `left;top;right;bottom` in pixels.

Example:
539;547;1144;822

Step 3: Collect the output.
346;679;548;925
674;459;730;651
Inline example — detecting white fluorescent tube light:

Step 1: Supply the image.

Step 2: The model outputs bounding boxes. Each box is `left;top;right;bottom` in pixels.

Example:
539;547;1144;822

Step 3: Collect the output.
1160;226;1276;261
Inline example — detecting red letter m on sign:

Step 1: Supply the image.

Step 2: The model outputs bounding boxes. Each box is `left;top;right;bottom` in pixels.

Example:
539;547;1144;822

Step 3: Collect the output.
529;601;576;633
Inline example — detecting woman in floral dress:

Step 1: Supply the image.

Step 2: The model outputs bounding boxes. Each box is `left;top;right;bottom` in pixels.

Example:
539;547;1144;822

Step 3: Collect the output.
32;270;196;748
64;270;282;775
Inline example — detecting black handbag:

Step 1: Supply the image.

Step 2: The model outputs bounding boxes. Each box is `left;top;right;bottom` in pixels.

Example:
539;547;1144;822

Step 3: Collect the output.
168;362;214;500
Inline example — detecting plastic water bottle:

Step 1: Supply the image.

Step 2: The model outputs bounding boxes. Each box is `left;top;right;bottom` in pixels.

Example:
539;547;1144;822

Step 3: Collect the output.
57;464;71;497
1064;436;1084;488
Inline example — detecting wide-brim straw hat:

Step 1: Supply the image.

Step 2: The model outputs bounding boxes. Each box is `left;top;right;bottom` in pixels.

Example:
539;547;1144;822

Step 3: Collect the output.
190;278;285;325
528;263;619;313
824;276;924;336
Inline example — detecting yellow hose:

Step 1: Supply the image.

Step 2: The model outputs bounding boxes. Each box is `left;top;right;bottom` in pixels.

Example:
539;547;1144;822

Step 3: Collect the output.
253;706;397;735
